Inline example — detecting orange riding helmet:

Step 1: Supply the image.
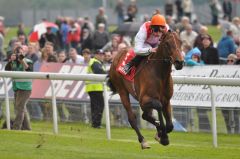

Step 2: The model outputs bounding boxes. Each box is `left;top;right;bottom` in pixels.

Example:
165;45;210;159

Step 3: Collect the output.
151;14;166;26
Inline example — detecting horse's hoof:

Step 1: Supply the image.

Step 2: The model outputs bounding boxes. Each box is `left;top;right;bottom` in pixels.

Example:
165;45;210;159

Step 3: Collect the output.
154;133;160;142
141;140;151;149
166;124;174;133
160;138;169;146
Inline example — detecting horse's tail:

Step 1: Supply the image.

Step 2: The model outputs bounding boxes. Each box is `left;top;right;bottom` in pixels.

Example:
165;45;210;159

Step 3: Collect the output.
106;74;117;94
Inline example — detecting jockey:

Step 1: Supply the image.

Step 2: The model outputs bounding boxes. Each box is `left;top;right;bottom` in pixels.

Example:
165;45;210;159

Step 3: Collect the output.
121;14;169;75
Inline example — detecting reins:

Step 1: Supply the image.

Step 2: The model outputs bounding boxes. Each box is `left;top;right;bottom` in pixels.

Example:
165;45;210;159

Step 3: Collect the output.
147;54;173;64
146;31;180;64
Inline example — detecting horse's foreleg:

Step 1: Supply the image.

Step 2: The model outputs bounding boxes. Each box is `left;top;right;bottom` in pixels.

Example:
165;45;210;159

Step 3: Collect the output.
142;100;169;146
142;105;160;127
162;102;174;133
142;107;161;142
119;92;150;149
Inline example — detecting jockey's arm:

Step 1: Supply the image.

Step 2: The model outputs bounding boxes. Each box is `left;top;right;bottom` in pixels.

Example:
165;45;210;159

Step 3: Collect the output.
134;24;152;56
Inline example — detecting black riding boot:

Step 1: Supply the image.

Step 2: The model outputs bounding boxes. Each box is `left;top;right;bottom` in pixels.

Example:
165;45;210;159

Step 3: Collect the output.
122;55;145;74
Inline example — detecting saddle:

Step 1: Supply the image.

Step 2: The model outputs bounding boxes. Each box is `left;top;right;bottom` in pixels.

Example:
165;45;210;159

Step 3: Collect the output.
117;49;136;82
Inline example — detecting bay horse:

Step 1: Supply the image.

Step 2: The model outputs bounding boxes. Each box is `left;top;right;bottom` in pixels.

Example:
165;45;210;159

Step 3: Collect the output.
108;30;184;149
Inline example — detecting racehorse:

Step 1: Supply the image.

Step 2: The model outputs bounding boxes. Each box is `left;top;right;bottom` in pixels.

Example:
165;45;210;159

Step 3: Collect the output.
108;30;184;149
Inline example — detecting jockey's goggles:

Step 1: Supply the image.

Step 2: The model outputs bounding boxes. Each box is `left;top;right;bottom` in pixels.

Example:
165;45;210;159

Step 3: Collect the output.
151;25;165;33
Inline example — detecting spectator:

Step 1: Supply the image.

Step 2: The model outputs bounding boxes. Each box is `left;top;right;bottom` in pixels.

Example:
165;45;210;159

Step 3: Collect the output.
39;42;58;63
175;16;190;33
82;48;92;65
65;49;91;121
104;51;113;64
4;46;33;130
226;53;237;65
218;15;231;37
63;47;84;121
82;17;95;35
55;50;68;122
181;42;192;57
166;16;177;31
55;16;64;50
192;19;202;33
57;50;68;63
67;48;84;64
193;26;214;50
25;43;41;120
102;34;120;52
185;48;210;131
92;23;109;50
222;53;239;134
39;27;58;50
180;24;198;47
80;28;93;51
17;23;26;37
210;0;219;25
17;33;27;45
25;42;39;64
37;42;58;120
95;7;108;31
60;19;70;51
222;0;232;21
234;47;240;64
67;19;81;51
186;45;214;132
185;47;204;66
5;39;21;61
115;0;125;26
230;17;240;46
126;0;138;22
182;0;193;21
85;49;106;128
165;0;174;17
217;29;236;59
200;34;219;64
34;42;42;59
175;0;183;22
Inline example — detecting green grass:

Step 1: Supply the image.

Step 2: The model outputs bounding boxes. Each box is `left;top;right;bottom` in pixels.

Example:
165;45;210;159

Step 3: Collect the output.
0;121;239;159
207;25;222;43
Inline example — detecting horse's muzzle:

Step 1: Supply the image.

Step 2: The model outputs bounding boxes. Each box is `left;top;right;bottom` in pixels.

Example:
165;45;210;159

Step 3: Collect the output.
174;60;184;70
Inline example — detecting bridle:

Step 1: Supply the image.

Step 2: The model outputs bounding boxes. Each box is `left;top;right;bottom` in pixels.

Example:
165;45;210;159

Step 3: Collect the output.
147;31;181;64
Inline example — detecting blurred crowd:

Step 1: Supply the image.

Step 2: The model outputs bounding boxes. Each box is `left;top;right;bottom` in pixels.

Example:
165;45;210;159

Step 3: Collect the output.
0;1;238;66
0;0;238;67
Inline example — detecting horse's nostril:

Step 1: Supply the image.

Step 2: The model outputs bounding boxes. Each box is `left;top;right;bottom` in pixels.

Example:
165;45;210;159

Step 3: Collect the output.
175;61;184;70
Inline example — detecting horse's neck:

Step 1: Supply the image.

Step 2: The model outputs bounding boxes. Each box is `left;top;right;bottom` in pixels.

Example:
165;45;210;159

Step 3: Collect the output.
156;62;172;79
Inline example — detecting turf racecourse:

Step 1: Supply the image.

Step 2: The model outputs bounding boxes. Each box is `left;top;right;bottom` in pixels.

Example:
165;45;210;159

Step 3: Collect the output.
0;121;239;159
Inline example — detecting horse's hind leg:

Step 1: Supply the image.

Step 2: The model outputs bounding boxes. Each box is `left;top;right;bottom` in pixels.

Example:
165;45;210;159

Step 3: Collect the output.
119;92;150;149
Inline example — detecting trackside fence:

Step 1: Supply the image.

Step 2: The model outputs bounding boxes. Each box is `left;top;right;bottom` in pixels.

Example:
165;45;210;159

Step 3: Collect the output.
1;71;240;148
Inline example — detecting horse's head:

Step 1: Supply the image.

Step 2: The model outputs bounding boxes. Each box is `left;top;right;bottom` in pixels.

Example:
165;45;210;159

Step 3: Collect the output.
156;30;184;70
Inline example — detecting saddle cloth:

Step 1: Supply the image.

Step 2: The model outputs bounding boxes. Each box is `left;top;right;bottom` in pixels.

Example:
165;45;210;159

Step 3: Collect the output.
117;49;136;82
